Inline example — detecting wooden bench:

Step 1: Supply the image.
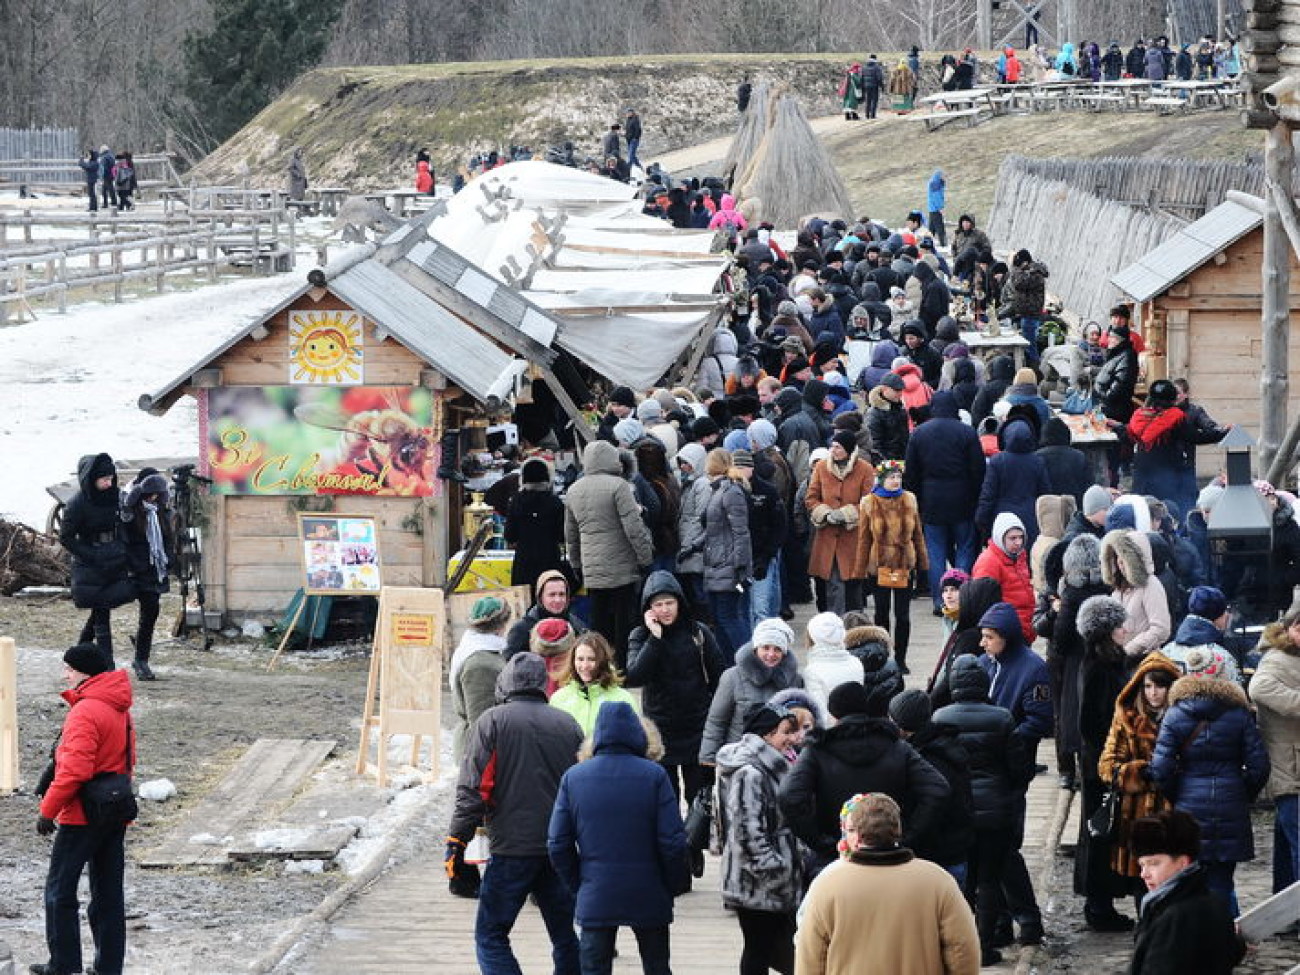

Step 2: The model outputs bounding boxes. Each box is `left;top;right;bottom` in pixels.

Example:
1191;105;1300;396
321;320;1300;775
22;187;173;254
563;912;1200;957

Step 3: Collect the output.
906;107;987;132
1144;96;1188;114
1076;92;1127;111
218;239;293;272
285;199;319;217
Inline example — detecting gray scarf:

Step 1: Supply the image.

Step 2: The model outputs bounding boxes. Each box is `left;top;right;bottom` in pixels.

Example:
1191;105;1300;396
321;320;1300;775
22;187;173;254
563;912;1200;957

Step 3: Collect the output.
142;501;168;583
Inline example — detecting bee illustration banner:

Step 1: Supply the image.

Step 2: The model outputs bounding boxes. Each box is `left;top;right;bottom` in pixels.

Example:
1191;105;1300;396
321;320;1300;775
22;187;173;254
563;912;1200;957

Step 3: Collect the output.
288;309;364;385
202;386;440;497
299;514;383;594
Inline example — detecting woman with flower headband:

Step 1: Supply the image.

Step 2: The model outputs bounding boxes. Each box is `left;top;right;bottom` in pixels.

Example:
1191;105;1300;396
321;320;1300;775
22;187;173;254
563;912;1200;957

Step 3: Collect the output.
854;459;928;674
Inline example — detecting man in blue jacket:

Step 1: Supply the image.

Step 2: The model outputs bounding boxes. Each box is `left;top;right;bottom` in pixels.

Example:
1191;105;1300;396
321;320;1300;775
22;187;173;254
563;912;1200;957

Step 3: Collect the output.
904;391;986;614
549;702;689;975
977;601;1052;946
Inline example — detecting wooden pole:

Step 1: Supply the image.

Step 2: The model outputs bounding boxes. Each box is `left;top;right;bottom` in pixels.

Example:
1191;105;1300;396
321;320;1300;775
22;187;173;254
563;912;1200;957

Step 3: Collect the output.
977;0;993;51
1261;121;1295;474
0;636;18;793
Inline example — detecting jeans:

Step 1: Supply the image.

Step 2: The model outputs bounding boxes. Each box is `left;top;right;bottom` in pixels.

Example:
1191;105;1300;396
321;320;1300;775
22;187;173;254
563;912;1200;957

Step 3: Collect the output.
626;139;641;169
1019;316;1042;365
476;855;580;975
707;588;751;661
579;925;670;975
968;828;1012;947
735;907;795;975
1201;860;1239;917
923;521;978;610
44;822;127;975
1275;795;1300;893
864;86;881;118
749;552;782;627
927;210;947;247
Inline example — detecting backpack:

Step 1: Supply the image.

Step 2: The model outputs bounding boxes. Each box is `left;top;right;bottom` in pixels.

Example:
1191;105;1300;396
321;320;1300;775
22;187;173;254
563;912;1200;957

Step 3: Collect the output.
114;163;134;191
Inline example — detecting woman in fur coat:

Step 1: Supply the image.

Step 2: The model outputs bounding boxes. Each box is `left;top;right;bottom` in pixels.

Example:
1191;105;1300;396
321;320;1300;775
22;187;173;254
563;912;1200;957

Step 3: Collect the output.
1150;665;1270;914
1074;595;1137;930
806;431;873;615
1100;528;1171;663
1249;609;1300;892
1098;653;1182;891
716;705;804;974
854;459;927;672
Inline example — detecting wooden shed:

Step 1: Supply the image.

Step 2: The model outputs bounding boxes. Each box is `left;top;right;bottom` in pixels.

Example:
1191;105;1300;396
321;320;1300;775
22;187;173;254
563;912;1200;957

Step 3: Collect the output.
137;229;583;621
1111;192;1300;478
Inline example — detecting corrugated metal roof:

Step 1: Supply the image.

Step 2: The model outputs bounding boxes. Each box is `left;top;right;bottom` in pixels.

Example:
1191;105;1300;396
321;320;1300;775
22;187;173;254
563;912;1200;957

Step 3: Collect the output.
1110;198;1261;302
328;261;522;405
406;239;559;346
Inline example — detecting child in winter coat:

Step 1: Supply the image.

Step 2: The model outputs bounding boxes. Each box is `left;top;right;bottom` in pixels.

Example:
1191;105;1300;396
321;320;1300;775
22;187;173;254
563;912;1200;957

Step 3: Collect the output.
802;612;864;717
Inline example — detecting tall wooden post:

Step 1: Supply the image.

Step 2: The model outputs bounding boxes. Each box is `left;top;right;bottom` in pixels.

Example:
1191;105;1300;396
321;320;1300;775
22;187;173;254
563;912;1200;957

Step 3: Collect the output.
0;637;18;793
977;0;993;51
1261;121;1294;475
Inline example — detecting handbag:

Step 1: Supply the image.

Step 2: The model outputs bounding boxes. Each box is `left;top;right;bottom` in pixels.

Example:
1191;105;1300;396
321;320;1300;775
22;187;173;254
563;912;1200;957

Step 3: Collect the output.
684;788;713;852
80;716;137;827
877;566;910;589
1087;773;1121;841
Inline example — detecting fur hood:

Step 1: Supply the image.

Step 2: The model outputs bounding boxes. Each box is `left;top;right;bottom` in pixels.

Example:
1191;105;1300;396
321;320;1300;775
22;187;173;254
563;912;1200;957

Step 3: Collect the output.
1114;652;1182;721
1101;529;1153;590
868;385;901;410
1062;533;1103;588
577;712;665;762
1036;494;1076;540
1169;673;1250;710
735;641;801;691
768;687;828;730
1077;594;1128;643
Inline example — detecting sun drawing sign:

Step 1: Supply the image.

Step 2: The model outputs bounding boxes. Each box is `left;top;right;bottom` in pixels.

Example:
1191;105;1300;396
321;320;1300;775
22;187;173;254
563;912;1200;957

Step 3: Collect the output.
289;310;364;384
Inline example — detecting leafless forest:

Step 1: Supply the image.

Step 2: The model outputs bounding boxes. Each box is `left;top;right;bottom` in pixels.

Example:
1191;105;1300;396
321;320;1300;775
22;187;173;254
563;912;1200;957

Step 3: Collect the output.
0;0;1167;158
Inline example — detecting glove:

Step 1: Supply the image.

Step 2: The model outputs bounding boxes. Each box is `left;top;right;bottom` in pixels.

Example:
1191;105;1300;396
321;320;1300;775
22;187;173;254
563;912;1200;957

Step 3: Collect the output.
826;508;846;525
444;836;466;880
36;815;56;836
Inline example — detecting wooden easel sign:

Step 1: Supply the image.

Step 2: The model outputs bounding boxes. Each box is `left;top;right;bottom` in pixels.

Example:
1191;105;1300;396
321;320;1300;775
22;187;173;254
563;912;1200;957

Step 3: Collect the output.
356;587;445;786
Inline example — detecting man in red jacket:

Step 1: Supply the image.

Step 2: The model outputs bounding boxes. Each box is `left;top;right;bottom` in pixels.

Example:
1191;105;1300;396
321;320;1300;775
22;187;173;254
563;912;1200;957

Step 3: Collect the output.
972;512;1036;644
33;643;134;975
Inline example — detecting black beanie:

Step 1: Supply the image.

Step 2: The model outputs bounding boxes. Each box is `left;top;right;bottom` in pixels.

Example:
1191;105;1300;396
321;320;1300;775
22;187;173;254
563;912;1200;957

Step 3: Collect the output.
743;703;791;737
609;386;636;409
64;643;111;677
831;430;857;455
520;458;550;485
888;689;932;733
828;681;872;719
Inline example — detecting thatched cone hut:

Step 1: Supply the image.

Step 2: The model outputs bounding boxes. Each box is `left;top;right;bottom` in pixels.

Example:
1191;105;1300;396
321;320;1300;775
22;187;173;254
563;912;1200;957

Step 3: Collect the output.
732;92;853;230
721;81;772;187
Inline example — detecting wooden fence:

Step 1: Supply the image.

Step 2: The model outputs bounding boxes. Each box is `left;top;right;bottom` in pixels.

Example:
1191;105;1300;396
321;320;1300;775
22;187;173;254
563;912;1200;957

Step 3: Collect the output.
0;152;183;194
0;207;296;323
988;159;1185;326
0;127;79;184
994;154;1277;221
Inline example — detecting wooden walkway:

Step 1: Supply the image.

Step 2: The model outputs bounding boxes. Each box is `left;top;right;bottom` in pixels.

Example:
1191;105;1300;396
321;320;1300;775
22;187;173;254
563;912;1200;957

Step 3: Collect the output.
286;606;1062;974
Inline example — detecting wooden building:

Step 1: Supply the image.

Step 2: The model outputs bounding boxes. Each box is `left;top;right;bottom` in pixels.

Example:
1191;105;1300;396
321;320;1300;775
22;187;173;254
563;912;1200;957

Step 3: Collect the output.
137;233;570;620
1111;192;1300;478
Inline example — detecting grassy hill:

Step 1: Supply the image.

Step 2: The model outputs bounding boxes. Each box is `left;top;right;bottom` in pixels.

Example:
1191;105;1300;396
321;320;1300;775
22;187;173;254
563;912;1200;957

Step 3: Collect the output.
193;52;1264;228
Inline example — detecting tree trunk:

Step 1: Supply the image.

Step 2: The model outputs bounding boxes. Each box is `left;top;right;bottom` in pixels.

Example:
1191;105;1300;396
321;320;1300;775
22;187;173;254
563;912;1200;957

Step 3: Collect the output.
1261;121;1295;476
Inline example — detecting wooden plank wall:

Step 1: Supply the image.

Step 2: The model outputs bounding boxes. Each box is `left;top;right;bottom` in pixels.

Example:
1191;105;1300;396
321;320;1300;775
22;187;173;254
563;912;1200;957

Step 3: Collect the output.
1149;228;1300;479
202;288;441;616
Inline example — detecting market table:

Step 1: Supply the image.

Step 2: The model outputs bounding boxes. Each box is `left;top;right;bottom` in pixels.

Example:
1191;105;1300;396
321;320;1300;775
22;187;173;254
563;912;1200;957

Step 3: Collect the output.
1058;410;1118;482
959;328;1030;371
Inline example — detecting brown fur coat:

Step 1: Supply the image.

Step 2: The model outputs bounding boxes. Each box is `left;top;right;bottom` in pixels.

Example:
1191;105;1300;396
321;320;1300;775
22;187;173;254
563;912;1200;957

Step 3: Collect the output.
854;490;928;578
1098;652;1183;876
806;455;872;580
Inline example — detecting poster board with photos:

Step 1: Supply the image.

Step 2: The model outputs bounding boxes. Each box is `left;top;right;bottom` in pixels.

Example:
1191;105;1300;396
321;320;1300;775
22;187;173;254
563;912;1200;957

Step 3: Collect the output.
298;514;383;595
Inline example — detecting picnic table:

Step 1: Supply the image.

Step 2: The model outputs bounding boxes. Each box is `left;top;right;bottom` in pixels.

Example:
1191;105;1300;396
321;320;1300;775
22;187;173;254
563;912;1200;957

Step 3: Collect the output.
1093;79;1154;110
309;187;350;218
910;88;999;131
1158;79;1236;110
960;328;1030;372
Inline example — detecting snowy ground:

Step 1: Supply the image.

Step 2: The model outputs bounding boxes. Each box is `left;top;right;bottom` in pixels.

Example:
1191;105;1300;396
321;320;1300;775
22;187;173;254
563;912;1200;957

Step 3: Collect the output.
0;272;303;528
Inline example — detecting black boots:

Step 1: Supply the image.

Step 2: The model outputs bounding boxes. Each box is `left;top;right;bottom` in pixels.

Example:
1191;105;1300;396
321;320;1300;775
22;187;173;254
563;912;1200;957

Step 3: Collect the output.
437;429;466;482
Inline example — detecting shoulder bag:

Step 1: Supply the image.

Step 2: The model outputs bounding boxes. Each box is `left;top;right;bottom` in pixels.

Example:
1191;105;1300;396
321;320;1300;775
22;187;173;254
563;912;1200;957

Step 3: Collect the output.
80;715;138;827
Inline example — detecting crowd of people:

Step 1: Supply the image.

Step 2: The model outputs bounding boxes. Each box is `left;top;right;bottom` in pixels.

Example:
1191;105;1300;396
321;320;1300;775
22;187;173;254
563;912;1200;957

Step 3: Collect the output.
77;146;137;212
440;197;1300;973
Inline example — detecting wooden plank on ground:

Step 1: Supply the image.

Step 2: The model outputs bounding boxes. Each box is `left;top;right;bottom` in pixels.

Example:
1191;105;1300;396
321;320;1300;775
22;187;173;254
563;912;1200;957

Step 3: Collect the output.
139;738;337;869
226;825;359;863
1237;879;1300;942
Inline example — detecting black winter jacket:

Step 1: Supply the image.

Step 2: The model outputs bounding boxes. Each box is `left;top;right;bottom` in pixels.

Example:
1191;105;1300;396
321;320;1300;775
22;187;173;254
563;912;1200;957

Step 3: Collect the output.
906;722;975;868
970;355;1016;425
1128;863;1245;975
904;393;985;525
1095;342;1139;423
866;386;909;462
60;453;133;610
931;700;1033;828
777;715;950;869
504;484;567;590
625;572;727;764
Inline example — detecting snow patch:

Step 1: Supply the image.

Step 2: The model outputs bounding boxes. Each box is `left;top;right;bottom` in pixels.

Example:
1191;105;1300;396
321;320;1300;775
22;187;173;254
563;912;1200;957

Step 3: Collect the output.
137;778;177;801
283;859;326;875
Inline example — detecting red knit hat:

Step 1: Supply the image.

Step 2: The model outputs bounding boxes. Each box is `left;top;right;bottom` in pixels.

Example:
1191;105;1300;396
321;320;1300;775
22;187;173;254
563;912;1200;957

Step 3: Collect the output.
530;618;576;658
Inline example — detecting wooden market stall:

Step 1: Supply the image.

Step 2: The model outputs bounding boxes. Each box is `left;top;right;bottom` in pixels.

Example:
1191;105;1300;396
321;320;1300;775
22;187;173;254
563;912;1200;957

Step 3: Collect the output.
136;233;580;622
1111;192;1300;479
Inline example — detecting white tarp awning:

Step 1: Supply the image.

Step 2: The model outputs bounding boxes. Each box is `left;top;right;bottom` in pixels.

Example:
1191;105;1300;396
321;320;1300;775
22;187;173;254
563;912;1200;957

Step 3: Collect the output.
554;312;713;390
529;266;722;299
